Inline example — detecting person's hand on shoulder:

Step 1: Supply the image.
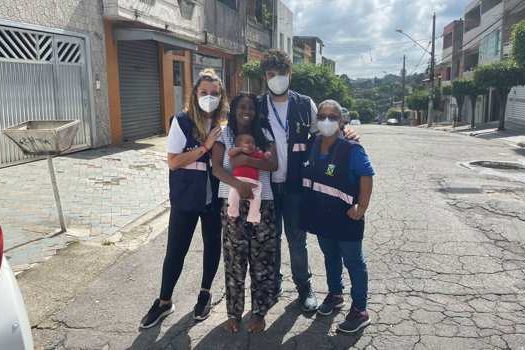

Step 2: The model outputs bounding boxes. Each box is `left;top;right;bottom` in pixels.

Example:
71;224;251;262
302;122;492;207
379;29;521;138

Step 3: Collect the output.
343;125;360;142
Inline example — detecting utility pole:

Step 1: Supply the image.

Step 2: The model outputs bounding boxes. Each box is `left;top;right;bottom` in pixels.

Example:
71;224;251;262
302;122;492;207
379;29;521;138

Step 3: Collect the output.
401;55;406;124
428;12;436;127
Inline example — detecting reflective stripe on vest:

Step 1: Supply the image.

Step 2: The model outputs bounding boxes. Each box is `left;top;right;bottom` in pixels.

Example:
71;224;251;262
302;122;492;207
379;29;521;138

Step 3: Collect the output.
292;143;306;152
183;161;207;171
303;178;354;205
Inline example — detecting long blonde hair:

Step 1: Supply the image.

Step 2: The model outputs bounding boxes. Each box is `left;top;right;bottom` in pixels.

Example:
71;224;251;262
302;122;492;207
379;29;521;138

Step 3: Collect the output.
185;68;229;142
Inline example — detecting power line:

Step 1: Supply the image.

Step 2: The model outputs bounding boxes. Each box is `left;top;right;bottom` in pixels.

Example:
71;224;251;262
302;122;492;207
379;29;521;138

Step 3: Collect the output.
410;41;432;74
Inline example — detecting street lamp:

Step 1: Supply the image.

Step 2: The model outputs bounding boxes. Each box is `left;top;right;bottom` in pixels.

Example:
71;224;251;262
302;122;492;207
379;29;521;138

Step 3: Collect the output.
395;29;431;54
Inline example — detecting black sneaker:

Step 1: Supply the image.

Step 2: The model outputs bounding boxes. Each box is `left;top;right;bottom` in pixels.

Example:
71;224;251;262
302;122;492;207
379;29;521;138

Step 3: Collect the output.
140;299;174;329
298;285;318;312
193;290;212;321
317;293;345;316
337;306;371;333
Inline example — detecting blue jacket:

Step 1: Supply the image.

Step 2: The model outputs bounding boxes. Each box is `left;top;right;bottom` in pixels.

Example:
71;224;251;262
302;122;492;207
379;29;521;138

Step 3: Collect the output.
168;112;217;212
258;90;313;192
300;136;365;241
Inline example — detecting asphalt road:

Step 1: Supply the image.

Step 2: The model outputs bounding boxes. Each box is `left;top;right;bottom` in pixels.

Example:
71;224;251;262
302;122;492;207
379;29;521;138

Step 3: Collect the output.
24;125;525;350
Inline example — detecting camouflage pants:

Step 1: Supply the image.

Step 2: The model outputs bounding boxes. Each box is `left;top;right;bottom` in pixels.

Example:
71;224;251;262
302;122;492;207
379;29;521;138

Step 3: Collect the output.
222;200;277;320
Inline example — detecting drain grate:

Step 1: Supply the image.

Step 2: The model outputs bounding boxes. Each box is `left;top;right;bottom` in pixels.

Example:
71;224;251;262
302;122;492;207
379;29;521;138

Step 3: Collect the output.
468;161;525;171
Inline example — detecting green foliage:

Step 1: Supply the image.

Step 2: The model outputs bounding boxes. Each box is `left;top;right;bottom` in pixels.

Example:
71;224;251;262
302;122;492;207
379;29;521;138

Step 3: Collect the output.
406;90;429;111
261;2;274;29
451;79;483;99
512;20;525;67
348;111;360;120
290;64;353;109
474;60;525;93
442;85;452;96
353;99;376;123
386;108;410;120
242;60;263;80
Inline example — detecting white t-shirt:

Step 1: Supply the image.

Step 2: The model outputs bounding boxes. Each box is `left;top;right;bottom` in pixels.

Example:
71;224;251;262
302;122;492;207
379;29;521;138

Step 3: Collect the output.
167;116;213;205
267;95;318;183
217;126;275;200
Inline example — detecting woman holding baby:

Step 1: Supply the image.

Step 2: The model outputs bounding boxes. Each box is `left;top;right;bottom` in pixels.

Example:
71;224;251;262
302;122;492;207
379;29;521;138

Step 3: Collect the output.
212;92;278;334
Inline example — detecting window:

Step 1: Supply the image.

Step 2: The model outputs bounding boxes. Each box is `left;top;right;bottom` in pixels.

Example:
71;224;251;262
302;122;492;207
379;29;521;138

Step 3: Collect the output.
280;33;284;50
287;37;291;55
479;30;501;64
443;33;453;49
218;0;237;10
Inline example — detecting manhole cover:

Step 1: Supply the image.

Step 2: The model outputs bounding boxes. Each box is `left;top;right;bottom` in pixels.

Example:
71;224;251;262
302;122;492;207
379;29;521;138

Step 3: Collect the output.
468;161;525;171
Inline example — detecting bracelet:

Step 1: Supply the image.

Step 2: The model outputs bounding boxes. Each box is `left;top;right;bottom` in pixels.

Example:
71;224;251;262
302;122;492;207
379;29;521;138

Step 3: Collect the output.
201;144;210;153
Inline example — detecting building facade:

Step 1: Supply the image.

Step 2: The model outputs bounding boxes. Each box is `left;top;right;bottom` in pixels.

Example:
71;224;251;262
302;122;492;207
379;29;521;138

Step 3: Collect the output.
244;0;273;94
274;0;293;57
439;0;525;130
0;0;296;165
103;0;204;143
293;36;323;65
322;56;336;73
0;0;109;166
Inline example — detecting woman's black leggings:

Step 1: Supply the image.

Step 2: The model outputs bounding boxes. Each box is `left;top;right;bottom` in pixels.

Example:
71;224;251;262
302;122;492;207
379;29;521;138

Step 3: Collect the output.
160;205;222;300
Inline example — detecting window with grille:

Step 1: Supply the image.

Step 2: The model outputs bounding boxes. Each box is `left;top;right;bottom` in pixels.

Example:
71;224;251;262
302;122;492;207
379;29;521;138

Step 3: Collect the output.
0;27;52;62
0;26;83;64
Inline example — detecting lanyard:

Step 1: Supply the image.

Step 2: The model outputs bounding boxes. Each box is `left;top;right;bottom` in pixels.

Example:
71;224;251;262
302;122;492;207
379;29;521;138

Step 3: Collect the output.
269;95;289;138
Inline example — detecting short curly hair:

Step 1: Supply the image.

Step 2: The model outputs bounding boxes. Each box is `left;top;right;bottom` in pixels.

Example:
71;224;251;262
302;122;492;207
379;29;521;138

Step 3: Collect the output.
260;49;292;74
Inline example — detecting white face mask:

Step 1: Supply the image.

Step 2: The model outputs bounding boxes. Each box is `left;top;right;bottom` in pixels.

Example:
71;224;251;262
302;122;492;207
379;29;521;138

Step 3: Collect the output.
267;75;290;96
317;119;340;137
198;95;220;113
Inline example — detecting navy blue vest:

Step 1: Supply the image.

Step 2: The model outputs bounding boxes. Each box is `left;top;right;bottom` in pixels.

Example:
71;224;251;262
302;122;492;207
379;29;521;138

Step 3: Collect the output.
169;112;215;212
300;136;365;241
258;90;312;192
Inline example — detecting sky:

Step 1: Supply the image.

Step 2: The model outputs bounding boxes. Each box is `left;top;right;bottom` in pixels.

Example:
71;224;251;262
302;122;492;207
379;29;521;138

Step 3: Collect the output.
281;0;466;79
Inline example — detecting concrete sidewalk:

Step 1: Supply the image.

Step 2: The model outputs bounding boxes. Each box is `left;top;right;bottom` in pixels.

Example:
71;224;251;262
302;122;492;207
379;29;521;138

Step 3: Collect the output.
0;137;169;270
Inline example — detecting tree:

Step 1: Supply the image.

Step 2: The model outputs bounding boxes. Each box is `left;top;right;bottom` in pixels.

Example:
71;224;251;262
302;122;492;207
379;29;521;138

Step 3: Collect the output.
386;108;410;120
242;60;263;80
407;90;429;124
451;79;484;128
348;111;360;120
290;64;354;109
354;99;376;124
474;60;525;130
442;85;452;96
512;19;525;68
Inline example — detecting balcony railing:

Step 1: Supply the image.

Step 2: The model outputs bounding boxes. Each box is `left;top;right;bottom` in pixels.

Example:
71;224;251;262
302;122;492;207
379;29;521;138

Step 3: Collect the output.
103;0;204;42
203;0;246;54
246;17;272;50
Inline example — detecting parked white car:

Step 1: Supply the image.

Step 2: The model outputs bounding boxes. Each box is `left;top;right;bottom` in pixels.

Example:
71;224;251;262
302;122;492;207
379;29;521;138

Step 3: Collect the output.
0;226;34;350
349;119;361;126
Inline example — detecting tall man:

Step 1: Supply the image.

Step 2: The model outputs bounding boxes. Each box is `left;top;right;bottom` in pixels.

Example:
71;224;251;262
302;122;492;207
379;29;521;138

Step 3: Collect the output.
258;50;318;311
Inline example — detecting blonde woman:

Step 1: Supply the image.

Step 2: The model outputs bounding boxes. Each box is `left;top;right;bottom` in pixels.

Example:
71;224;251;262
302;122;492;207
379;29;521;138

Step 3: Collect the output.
140;69;228;328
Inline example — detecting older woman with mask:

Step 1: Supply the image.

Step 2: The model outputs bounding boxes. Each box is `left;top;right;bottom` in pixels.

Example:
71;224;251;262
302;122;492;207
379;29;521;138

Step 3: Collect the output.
300;100;375;334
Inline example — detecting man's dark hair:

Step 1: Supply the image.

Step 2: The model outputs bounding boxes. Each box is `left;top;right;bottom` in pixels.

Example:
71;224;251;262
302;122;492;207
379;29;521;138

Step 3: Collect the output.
260;49;292;74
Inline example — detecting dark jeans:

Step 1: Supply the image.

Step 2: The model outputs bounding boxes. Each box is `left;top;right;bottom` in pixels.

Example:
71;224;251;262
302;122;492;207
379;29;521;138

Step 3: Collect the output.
317;236;368;311
159;205;222;300
272;183;312;291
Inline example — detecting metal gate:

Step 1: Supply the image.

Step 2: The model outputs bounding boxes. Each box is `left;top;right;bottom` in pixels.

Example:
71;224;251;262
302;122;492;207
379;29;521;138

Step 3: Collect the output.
506;86;525;129
118;40;162;141
0;24;92;167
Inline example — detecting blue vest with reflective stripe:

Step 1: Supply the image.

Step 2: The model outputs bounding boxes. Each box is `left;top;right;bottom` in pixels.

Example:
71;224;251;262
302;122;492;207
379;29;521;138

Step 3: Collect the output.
169;112;213;212
300;136;364;241
258;90;312;192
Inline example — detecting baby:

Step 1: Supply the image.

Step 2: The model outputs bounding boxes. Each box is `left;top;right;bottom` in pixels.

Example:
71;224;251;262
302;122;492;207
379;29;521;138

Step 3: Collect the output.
228;134;271;224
